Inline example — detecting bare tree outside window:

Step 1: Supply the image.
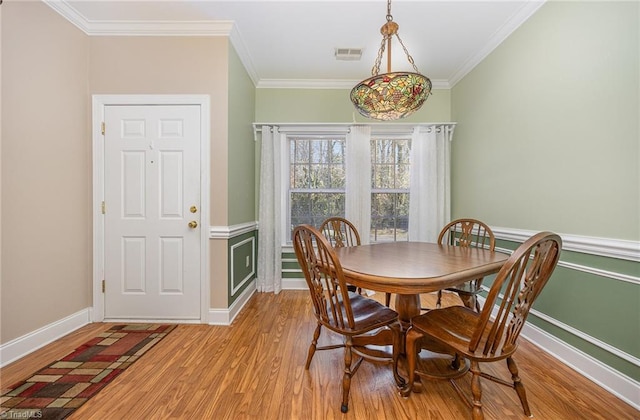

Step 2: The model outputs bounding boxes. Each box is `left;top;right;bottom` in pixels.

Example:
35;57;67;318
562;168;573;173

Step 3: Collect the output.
370;138;410;242
289;137;346;239
287;135;410;244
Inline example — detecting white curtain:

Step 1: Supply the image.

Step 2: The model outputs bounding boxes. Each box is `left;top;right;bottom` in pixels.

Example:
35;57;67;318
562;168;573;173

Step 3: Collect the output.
408;125;452;242
345;126;372;244
257;125;282;293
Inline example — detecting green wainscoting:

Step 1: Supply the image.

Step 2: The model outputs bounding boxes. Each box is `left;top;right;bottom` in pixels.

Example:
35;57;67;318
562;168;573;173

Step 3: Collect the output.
228;230;257;305
490;239;640;382
282;251;302;279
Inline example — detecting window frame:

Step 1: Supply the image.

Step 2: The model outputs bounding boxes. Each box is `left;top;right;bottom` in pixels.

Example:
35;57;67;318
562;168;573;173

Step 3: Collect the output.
282;130;414;246
369;135;412;243
280;130;349;246
287;135;347;240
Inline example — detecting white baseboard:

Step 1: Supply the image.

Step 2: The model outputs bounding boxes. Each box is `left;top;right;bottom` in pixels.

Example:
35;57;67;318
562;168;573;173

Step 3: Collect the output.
0;308;91;368
521;322;640;411
1;283;258;365
476;294;640;411
208;281;256;325
282;278;307;290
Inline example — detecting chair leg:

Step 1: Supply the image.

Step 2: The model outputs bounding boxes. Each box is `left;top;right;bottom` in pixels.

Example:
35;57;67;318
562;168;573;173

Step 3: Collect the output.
470;360;484;420
385;293;391;307
507;356;531;417
458;293;476;311
451;353;461;370
305;324;322;369
436;290;443;308
341;336;354;413
472;279;483;312
400;327;421;397
391;323;406;388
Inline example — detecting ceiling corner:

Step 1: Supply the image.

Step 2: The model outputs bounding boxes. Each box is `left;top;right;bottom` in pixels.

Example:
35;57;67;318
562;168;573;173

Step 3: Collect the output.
43;0;91;34
448;0;546;87
230;25;259;87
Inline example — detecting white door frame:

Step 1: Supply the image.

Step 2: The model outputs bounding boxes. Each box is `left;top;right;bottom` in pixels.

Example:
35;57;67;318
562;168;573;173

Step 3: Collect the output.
92;94;210;323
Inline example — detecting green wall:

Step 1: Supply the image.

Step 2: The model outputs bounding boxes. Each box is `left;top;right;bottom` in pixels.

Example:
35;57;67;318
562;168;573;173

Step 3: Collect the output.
450;1;640;381
450;1;639;240
256;88;451;123
226;45;258;304
228;45;257;225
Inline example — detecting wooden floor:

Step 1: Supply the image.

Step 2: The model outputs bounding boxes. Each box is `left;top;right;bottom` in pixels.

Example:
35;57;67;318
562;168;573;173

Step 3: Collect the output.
2;290;638;419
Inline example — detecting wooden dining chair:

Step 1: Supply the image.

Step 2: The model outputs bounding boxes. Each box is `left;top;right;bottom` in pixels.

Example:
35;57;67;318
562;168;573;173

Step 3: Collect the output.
319;216;393;307
319;216;361;248
436;218;496;312
293;224;404;413
397;231;562;420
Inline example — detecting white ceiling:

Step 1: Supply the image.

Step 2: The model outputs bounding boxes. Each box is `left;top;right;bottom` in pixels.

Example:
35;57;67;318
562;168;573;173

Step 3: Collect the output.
46;0;545;88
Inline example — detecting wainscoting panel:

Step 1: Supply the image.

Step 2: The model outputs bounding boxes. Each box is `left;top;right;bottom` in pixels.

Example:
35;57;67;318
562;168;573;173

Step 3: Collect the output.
210;222;258;311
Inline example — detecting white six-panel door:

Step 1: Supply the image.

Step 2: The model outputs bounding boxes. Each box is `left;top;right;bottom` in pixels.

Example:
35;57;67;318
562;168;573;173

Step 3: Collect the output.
104;104;201;319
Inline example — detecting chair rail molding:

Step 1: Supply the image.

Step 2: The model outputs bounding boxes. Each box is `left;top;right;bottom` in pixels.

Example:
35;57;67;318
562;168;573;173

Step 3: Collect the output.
491;226;640;262
210;222;258;239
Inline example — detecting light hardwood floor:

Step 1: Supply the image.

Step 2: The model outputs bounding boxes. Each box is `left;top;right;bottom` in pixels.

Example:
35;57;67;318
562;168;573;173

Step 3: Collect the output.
1;290;638;419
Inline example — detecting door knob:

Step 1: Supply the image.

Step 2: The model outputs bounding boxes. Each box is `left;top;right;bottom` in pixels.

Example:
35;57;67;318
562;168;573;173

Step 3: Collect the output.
190;206;198;213
188;221;198;229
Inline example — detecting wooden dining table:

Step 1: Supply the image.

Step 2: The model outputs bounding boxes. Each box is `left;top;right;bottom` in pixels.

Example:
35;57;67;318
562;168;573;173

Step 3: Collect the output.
334;241;510;325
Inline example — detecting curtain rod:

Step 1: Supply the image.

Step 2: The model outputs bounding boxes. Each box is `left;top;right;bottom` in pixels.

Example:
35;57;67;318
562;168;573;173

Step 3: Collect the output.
252;122;456;129
252;122;457;141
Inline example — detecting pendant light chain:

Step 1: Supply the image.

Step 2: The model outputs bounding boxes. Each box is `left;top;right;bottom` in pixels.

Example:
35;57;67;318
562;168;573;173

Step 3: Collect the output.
370;0;421;76
371;37;387;76
396;34;421;74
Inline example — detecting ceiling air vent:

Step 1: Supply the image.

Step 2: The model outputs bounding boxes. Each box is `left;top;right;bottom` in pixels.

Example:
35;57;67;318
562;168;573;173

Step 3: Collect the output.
335;48;362;61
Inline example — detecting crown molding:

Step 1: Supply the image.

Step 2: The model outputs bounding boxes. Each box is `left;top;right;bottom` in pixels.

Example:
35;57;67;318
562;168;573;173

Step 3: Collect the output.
43;0;91;33
84;20;234;37
229;25;259;86
448;0;546;87
256;78;450;90
43;0;233;36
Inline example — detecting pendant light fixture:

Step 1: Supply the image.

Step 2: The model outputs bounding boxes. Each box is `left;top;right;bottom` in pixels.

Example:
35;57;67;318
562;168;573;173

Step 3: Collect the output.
350;0;431;120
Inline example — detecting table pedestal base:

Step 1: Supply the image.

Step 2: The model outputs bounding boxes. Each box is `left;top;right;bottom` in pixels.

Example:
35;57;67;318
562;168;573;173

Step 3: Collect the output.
395;293;421;326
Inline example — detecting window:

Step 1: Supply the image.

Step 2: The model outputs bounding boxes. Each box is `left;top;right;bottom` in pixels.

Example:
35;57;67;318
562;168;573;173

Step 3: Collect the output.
288;137;346;239
370;138;410;242
285;134;411;244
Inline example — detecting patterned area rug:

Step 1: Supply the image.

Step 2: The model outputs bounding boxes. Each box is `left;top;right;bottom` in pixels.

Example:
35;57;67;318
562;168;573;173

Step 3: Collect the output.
1;324;176;420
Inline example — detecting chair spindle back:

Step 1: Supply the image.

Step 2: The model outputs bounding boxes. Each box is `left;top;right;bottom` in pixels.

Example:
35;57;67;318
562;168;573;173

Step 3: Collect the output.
293;224;355;331
470;232;562;356
320;217;361;248
438;218;495;251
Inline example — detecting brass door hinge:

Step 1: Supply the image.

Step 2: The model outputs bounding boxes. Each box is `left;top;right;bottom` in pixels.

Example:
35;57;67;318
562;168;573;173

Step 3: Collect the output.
101;122;105;135
101;201;105;214
102;279;105;293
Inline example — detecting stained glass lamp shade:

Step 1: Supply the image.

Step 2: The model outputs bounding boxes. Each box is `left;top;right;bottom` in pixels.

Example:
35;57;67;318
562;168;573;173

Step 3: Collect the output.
351;72;431;121
350;0;431;120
